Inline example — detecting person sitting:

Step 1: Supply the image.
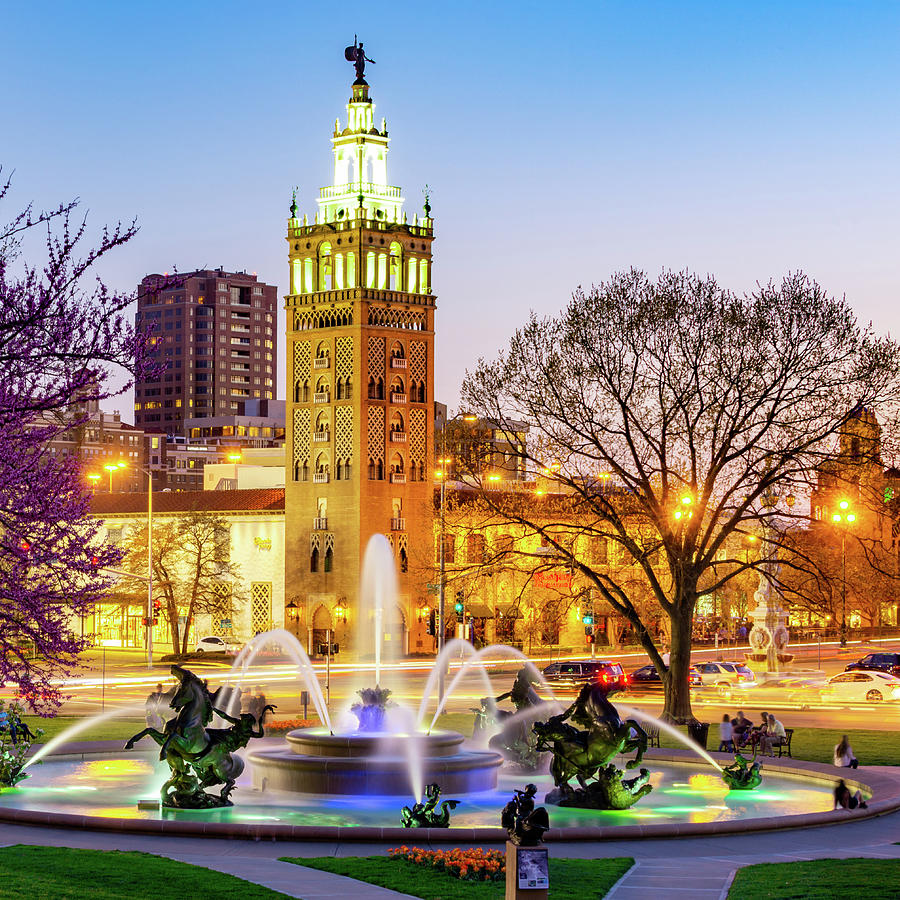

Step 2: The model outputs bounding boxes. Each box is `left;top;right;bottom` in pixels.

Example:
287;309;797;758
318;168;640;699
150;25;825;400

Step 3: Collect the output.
718;713;734;752
834;734;859;769
747;711;769;752
731;710;753;746
763;714;786;756
833;778;868;810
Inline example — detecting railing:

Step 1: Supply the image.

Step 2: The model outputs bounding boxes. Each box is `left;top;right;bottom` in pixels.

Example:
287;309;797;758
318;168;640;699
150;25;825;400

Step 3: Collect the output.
390;357;407;369
314;391;330;403
390;431;407;443
313;517;328;530
313;472;329;484
390;393;407;404
319;182;402;200
314;357;330;369
391;517;406;531
390;472;406;484
313;431;330;443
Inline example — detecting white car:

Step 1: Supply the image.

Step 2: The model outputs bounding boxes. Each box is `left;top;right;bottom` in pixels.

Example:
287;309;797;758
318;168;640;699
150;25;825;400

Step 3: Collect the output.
195;636;239;654
821;670;900;703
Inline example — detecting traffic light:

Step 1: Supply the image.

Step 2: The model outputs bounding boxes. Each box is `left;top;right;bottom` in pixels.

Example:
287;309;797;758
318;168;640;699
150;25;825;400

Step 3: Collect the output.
454;588;464;616
454;601;464;615
90;555;101;569
582;612;594;626
153;599;162;615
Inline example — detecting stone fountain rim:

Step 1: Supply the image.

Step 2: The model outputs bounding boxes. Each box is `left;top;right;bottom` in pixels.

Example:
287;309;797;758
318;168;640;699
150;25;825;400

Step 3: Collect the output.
8;743;899;842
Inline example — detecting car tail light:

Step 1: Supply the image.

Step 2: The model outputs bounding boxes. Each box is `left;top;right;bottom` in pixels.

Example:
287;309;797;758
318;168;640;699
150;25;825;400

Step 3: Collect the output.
623;674;629;684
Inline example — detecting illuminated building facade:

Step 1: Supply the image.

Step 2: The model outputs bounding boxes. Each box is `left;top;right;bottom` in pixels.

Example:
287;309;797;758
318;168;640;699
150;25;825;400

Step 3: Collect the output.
284;69;436;655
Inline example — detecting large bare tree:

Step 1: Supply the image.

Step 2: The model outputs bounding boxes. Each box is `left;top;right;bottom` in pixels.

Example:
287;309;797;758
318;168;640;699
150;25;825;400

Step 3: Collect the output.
462;269;900;720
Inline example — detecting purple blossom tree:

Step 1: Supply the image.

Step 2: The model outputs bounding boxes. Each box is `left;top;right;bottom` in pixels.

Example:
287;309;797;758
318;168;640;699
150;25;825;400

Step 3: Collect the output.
0;169;158;712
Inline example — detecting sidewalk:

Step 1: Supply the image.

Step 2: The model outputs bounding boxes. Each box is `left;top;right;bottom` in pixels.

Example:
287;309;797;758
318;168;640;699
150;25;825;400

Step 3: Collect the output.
2;804;900;899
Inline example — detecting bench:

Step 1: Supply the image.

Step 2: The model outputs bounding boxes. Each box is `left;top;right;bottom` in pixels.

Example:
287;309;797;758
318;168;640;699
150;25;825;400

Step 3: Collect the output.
772;727;794;758
645;725;661;748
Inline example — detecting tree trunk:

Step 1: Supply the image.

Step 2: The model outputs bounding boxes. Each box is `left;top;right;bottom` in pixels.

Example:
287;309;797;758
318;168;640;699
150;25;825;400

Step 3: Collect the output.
662;604;696;723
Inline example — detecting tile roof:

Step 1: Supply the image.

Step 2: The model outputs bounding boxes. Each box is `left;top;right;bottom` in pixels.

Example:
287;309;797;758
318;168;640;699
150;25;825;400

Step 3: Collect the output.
90;488;285;516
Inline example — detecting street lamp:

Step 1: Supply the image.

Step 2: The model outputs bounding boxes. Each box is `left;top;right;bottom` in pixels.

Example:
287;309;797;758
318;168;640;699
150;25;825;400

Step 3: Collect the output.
103;459;128;492
436;456;453;660
117;461;155;669
87;472;101;492
831;499;857;647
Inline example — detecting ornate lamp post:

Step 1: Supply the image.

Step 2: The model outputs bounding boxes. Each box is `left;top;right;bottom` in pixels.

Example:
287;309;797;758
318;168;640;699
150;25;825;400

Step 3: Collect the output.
831;499;857;647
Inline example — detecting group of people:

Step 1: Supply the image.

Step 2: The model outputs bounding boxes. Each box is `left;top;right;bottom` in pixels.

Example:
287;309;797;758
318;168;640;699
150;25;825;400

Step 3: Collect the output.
718;710;787;756
145;682;270;731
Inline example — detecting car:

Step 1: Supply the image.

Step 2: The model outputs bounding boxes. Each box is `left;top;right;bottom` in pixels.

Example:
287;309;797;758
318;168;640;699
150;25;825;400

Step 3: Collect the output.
542;660;627;692
821;670;900;703
194;636;239;654
695;661;758;694
845;653;900;679
628;664;703;691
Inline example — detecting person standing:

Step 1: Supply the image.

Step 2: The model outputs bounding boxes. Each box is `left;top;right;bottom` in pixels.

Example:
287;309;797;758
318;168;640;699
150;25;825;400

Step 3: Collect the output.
145;683;166;730
249;685;268;724
718;713;734;752
834;735;859;769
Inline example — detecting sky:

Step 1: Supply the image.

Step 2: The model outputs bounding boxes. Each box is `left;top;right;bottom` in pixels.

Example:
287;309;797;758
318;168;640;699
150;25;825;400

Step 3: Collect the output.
4;1;899;420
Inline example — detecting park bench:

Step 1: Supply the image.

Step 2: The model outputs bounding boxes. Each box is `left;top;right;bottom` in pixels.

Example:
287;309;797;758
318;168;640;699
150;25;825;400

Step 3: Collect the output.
771;727;793;758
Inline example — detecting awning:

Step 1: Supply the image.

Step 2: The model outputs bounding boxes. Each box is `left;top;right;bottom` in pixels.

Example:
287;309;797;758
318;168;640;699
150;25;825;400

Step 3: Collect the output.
466;602;494;619
494;602;522;619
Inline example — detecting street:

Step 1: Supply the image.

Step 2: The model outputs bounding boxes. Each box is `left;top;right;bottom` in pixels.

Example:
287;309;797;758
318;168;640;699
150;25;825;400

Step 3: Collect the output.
12;635;900;734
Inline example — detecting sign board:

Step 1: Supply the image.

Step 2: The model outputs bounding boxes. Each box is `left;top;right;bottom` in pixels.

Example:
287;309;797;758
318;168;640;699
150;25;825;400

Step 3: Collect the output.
426;583;441;595
534;570;572;590
517;847;549;889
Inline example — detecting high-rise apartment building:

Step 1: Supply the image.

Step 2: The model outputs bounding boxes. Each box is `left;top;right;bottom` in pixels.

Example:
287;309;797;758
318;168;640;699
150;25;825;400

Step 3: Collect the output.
134;269;279;432
284;65;436;656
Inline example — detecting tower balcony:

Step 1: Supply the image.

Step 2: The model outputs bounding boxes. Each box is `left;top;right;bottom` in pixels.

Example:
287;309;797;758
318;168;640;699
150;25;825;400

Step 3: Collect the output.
319;182;402;201
313;430;330;443
313;517;328;530
314;391;330;404
390;357;407;370
391;517;406;531
390;392;407;404
313;472;330;484
314;356;330;370
390;472;406;484
390;431;407;443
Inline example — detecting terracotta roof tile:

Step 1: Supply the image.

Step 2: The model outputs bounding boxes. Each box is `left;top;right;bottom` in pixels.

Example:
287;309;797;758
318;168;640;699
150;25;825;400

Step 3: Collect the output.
90;488;284;516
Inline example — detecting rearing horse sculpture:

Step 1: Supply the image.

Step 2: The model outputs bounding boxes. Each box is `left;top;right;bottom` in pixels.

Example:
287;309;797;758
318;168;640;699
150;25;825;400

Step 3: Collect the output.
124;665;271;808
532;682;652;810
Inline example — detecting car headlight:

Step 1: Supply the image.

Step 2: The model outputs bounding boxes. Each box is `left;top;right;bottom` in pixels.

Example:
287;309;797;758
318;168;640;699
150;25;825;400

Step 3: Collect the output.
891;687;900;700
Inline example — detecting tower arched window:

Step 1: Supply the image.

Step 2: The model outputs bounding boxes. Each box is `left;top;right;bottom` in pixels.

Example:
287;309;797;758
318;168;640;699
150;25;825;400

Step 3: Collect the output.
324;545;334;573
391;452;404;474
390;341;405;359
390;375;405;395
377;458;384;480
399;547;408;573
368;457;376;480
368;376;377;399
316;341;329;359
390;411;405;433
310;546;319;573
318;242;333;291
376;377;384;400
389;242;402;290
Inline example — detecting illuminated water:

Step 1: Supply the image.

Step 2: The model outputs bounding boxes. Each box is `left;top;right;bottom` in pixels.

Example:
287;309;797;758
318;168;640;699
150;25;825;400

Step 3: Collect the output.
4;751;836;828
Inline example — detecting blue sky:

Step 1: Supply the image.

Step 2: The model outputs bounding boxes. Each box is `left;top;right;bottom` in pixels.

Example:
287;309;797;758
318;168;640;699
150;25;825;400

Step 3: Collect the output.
5;1;899;417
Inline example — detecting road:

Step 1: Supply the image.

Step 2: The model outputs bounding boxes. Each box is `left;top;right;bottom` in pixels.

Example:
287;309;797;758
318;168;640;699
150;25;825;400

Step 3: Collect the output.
11;635;900;734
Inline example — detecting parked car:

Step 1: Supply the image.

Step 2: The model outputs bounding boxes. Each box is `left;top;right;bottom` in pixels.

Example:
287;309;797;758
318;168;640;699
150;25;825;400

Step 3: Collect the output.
628;664;703;691
695;661;758;693
821;670;900;703
195;635;240;654
845;653;900;679
542;660;627;692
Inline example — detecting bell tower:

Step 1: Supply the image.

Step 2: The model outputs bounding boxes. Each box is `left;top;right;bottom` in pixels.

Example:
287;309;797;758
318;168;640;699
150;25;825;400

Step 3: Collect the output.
284;54;436;657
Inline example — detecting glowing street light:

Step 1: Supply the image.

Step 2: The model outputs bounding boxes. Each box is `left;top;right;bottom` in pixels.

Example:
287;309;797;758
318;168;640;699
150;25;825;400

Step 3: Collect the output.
832;499;857;646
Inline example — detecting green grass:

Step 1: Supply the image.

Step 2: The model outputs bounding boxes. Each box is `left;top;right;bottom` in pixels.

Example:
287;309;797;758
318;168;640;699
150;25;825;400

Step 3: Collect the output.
658;725;900;766
281;855;633;900
22;716;146;744
0;846;290;899
728;859;900;899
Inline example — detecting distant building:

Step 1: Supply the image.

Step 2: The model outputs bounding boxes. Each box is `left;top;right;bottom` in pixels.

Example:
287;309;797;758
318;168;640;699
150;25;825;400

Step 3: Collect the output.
134;269;279;432
434;408;529;483
88;489;285;648
46;396;146;492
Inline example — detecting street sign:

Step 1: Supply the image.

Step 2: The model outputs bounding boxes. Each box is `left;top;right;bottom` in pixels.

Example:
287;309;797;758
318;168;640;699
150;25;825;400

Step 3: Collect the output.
426;583;440;595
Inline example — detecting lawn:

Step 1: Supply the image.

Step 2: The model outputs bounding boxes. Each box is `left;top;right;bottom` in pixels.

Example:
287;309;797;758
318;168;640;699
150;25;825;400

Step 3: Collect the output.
0;845;290;899
282;855;633;900
728;858;900;899
22;716;146;744
657;724;900;766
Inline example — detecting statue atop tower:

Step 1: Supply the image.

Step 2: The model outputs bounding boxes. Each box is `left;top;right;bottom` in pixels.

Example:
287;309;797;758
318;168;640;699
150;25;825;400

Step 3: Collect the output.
345;36;375;84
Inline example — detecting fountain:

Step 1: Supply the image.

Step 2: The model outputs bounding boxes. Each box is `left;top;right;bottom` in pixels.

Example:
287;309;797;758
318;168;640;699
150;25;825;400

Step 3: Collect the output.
245;535;505;796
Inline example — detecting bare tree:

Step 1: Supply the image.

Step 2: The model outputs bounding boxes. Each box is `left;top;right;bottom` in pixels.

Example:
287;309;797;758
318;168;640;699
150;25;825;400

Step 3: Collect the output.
462;269;900;721
120;513;244;655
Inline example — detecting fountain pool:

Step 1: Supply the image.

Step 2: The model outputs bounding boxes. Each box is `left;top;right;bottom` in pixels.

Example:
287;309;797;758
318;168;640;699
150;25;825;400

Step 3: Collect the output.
0;750;843;832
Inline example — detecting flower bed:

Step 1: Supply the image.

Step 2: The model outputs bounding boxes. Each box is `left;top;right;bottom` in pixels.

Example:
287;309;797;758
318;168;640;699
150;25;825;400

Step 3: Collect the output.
264;719;316;734
388;846;504;882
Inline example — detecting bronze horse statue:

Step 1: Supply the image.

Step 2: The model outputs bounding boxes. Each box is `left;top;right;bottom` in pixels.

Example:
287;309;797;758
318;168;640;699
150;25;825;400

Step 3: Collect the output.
532;682;652;809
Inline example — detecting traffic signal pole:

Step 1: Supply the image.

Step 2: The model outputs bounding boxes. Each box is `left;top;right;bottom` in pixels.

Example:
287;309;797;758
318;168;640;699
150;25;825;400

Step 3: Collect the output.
147;468;153;670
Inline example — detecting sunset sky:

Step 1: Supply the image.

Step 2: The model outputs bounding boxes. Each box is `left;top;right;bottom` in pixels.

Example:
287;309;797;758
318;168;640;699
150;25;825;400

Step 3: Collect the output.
5;1;899;416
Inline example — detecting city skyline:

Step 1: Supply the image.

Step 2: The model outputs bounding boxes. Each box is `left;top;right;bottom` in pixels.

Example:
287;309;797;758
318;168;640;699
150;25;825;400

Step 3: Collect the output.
5;1;899;422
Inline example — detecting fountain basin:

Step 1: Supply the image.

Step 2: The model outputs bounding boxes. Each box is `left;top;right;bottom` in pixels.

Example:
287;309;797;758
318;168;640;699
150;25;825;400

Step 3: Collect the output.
247;728;504;795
